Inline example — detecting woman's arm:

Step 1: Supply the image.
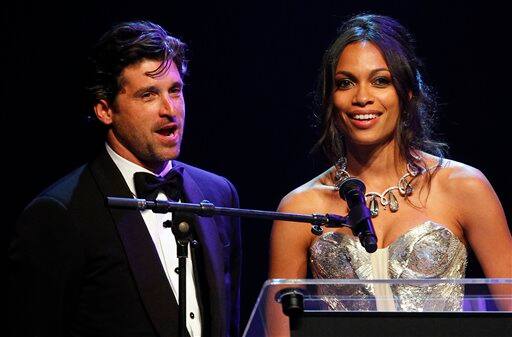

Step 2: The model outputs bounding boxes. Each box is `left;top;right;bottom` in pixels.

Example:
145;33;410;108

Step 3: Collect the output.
267;189;319;337
269;191;317;279
450;166;512;310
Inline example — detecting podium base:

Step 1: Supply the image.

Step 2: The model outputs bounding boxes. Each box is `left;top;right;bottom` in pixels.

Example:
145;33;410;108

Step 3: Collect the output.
291;311;512;337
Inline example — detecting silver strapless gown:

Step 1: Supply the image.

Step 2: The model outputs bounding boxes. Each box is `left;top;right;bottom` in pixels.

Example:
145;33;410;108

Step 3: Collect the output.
309;221;468;311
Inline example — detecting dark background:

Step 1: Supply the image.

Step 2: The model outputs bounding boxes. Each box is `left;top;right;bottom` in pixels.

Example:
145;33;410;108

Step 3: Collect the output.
5;0;511;331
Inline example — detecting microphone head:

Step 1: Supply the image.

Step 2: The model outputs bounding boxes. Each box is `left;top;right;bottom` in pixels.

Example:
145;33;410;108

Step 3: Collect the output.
338;177;366;201
359;234;378;253
338;177;378;253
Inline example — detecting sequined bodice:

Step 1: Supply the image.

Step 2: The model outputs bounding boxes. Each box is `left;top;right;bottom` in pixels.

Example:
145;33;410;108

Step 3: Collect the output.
309;221;468;311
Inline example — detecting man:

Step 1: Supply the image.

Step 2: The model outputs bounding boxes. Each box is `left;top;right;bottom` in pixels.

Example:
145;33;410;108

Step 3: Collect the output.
9;21;241;337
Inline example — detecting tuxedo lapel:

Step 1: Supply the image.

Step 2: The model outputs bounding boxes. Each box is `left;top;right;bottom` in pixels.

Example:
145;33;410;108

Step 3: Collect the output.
89;151;179;337
175;161;227;335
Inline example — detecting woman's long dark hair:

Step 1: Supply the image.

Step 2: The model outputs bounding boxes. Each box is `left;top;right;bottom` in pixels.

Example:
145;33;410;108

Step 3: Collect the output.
314;14;447;169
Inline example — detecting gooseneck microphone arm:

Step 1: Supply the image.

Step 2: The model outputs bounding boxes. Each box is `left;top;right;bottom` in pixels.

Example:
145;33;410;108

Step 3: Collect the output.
106;197;348;230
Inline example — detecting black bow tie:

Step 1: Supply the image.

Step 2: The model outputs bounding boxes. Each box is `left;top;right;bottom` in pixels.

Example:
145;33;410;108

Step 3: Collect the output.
133;167;184;201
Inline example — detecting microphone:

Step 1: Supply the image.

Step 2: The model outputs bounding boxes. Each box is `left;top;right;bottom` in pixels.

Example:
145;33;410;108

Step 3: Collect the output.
338;177;378;253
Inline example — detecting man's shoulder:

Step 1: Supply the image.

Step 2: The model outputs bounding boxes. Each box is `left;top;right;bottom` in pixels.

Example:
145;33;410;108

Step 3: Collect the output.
174;160;238;206
175;160;232;186
35;165;89;205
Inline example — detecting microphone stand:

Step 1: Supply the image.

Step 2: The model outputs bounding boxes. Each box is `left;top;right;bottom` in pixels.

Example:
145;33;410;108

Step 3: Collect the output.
106;196;374;337
163;216;191;337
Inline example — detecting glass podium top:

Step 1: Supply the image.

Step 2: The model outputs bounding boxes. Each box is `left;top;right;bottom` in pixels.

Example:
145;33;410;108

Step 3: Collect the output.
243;278;512;337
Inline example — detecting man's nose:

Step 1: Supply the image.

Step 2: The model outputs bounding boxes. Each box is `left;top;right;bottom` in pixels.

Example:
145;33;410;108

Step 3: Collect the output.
160;94;177;117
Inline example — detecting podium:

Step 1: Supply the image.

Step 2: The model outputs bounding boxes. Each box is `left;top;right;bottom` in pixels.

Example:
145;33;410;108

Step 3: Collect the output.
243;278;512;337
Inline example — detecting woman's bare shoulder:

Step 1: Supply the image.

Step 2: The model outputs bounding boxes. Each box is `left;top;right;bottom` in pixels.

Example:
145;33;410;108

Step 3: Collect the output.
278;167;337;213
432;157;491;194
417;152;485;184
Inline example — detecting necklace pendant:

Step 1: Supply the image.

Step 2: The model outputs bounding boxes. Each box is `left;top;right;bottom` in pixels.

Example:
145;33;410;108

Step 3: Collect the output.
388;191;399;212
405;184;413;196
369;196;379;217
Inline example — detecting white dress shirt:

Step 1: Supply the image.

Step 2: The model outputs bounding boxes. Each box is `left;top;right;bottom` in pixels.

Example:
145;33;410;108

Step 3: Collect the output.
106;144;202;336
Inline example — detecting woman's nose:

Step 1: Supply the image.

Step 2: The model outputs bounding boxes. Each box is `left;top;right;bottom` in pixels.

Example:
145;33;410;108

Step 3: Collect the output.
352;84;374;106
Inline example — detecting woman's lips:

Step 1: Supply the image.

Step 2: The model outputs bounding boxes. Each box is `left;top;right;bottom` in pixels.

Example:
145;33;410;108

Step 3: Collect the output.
347;112;381;129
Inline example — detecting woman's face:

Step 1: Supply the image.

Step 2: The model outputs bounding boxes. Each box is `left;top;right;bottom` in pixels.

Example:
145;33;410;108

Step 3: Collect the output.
333;41;400;147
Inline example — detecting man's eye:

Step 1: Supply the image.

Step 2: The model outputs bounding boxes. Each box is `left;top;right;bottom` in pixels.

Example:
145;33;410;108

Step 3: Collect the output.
335;78;354;89
141;92;156;100
170;86;183;95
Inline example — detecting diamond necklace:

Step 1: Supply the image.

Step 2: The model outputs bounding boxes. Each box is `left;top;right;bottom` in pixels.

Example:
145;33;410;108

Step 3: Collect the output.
333;156;421;218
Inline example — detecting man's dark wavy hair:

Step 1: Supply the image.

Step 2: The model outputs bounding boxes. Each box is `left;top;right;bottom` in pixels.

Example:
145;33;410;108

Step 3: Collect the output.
87;21;187;105
314;14;447;167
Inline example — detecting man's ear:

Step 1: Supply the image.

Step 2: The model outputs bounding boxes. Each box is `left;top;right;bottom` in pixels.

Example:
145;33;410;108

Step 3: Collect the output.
94;99;114;126
408;91;413;100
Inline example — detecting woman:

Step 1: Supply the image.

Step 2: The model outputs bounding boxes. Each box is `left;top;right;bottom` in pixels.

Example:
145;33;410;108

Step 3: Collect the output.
269;14;511;312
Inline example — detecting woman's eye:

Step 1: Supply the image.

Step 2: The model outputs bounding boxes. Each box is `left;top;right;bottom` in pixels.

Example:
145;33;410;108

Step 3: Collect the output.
373;77;392;87
335;78;354;89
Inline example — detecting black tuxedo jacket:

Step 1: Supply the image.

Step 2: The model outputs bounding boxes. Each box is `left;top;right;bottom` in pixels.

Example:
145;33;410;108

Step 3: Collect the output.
9;150;241;337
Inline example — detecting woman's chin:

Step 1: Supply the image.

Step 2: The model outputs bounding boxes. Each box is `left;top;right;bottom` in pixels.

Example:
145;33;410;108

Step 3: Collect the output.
345;134;396;148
